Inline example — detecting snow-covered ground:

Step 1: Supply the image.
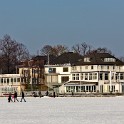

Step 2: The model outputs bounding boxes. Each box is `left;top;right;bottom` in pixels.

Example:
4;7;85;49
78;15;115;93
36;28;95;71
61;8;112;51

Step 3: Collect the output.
0;96;124;124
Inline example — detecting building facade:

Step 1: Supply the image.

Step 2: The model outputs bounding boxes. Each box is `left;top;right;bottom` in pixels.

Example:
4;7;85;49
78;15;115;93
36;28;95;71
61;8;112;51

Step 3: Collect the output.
0;74;22;96
45;52;124;94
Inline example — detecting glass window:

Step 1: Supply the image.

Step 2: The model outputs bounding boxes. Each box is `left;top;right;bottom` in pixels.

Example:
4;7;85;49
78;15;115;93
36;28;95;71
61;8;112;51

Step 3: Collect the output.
81;73;84;80
89;73;92;80
105;73;108;80
11;78;13;82
93;73;97;80
63;67;68;72
99;73;103;80
4;79;6;83
85;73;88;80
120;73;124;80
7;78;9;84
17;78;20;82
91;66;93;69
72;74;75;80
76;74;79;80
84;57;90;62
61;76;69;83
49;68;56;73
1;78;3;83
14;78;16;82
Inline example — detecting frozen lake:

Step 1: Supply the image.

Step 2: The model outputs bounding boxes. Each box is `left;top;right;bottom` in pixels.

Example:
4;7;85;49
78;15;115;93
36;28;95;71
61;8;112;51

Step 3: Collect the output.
0;96;124;124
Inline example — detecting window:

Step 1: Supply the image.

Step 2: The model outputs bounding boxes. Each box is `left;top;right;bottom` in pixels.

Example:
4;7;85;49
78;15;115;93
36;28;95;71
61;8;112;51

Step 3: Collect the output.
93;73;97;80
99;73;103;80
17;78;20;82
85;73;88;80
63;67;68;72
49;68;56;73
81;73;84;80
72;74;75;80
91;66;93;70
7;78;9;84
105;73;108;80
72;74;79;80
72;66;76;71
104;58;116;62
11;78;13;82
76;74;79;80
14;78;16;82
1;78;3;83
107;66;109;69
61;76;69;83
84;57;90;62
89;73;92;80
120;73;124;80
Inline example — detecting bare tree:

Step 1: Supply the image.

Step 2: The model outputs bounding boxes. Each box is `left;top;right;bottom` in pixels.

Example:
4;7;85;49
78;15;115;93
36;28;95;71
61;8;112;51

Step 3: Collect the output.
40;45;53;55
72;42;93;55
0;34;29;73
52;45;69;56
41;45;69;56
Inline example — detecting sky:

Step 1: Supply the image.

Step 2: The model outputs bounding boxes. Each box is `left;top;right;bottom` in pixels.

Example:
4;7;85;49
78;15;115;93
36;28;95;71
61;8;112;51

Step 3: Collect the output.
0;0;124;57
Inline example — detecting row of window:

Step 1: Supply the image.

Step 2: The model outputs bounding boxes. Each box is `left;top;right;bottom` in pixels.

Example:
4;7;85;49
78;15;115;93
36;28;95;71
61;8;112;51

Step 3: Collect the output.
49;67;69;73
72;73;124;81
100;85;115;92
0;78;21;84
72;73;97;80
84;57;116;62
66;85;96;92
72;65;118;71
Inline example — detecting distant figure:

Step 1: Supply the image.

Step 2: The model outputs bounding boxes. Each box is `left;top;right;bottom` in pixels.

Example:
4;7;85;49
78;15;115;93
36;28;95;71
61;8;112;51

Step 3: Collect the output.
46;91;49;96
38;91;42;98
14;91;19;102
20;91;26;102
53;91;56;98
32;92;37;97
8;93;13;102
72;91;74;96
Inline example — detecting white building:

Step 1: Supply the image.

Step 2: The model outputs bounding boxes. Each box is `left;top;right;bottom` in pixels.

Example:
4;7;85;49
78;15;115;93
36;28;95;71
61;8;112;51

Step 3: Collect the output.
0;74;22;96
45;52;124;94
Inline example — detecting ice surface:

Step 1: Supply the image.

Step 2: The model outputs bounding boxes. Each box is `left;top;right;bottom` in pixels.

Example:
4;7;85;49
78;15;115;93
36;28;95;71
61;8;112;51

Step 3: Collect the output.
0;96;124;124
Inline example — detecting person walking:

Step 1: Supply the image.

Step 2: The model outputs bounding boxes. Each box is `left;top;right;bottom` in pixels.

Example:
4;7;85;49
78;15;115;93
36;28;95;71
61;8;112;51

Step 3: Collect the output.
20;91;26;102
14;91;19;102
38;90;42;98
53;91;56;98
8;93;13;102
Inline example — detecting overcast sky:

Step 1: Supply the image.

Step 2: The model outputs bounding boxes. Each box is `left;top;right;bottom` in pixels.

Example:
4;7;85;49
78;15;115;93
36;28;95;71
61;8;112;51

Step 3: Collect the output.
0;0;124;57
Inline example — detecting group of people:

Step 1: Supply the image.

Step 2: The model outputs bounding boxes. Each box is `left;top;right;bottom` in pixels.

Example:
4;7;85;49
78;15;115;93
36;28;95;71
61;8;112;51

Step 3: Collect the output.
8;91;26;102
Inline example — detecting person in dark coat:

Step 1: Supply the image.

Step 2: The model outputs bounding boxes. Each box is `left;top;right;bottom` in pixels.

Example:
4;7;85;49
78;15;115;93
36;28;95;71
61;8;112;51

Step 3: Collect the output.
38;91;42;98
14;91;19;102
53;91;56;98
46;91;49;96
8;93;13;102
20;91;26;102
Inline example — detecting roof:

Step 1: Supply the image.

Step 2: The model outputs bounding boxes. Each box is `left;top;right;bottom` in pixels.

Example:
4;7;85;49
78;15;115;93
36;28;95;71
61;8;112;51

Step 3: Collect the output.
75;52;124;66
52;52;83;65
18;55;57;68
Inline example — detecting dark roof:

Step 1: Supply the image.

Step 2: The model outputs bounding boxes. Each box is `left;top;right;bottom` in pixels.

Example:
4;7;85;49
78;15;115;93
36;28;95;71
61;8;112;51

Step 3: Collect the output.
53;52;83;65
18;55;56;68
32;55;56;65
75;52;124;66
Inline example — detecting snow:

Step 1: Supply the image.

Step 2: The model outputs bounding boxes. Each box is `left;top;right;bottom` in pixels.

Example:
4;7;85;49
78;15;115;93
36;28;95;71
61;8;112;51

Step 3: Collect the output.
0;96;124;124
